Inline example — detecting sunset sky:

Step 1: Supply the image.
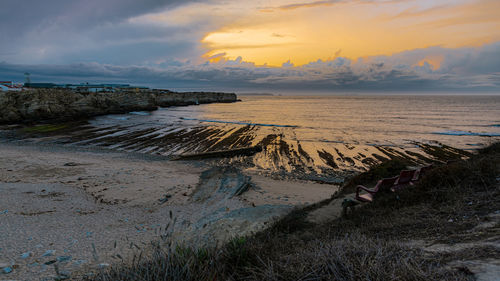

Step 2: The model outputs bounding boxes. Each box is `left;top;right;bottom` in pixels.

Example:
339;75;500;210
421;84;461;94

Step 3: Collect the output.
1;0;499;92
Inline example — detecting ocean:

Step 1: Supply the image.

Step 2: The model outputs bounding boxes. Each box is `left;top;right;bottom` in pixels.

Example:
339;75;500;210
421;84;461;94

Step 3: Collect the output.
22;95;500;181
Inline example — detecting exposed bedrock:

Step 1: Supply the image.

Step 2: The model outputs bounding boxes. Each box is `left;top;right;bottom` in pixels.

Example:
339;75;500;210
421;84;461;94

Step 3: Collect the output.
192;166;252;203
0;89;237;124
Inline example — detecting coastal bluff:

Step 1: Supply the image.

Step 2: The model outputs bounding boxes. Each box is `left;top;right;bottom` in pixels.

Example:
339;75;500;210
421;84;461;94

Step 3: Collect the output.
0;89;237;124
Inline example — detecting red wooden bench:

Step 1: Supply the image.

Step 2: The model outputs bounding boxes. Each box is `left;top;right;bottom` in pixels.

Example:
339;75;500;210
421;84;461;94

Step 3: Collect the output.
356;176;398;203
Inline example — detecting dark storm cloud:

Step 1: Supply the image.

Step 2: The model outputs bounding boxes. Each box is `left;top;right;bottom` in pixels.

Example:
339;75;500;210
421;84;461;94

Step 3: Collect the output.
0;0;194;34
0;0;206;64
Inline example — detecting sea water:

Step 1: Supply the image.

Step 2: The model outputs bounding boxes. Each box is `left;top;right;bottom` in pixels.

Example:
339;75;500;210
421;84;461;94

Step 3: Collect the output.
62;95;500;177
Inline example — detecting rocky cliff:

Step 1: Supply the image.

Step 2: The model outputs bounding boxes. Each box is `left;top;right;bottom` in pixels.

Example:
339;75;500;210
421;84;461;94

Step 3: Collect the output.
0;89;237;124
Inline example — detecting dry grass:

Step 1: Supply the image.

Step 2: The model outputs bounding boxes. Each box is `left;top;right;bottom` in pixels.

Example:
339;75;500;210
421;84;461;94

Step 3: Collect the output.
86;143;499;281
323;142;499;240
87;232;467;281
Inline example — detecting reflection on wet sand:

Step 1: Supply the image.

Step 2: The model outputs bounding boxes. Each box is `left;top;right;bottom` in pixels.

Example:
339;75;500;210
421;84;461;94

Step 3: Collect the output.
11;121;470;183
6;95;497;182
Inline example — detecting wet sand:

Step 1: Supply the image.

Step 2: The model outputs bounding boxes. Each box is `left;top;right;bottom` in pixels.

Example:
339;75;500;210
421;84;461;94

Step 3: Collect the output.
3;119;472;188
0;143;335;280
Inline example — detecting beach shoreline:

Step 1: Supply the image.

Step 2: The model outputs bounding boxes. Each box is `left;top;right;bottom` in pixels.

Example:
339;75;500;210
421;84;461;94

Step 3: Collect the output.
0;142;336;280
0;93;497;280
85;142;500;281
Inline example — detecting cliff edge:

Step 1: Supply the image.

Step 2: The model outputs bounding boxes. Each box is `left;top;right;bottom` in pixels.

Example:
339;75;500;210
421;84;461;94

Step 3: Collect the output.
0;89;237;124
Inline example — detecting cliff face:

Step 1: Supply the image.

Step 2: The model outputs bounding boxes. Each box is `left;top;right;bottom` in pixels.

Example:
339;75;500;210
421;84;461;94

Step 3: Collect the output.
0;89;237;124
154;91;238;107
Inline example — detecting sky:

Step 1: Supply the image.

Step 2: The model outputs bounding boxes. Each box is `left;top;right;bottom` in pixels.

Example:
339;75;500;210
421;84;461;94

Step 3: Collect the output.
1;0;499;93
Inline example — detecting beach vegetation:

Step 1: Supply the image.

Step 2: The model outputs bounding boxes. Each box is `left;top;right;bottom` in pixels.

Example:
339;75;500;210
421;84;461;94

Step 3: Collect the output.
86;142;499;281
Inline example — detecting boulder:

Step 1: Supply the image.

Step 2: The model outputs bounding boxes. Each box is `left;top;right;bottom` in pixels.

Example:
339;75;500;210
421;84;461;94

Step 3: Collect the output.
192;166;251;202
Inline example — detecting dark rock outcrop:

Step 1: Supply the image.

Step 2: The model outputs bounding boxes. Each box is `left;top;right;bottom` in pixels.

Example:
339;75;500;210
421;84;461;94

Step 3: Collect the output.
174;146;263;160
0;89;237;124
192;166;251;202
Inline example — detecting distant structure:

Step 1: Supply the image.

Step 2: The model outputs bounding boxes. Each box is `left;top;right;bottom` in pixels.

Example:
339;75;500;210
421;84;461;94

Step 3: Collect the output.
0;81;23;91
1;74;150;93
23;82;149;93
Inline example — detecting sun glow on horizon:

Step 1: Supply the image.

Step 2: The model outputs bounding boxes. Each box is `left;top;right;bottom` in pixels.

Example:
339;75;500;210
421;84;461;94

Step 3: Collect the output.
199;0;500;67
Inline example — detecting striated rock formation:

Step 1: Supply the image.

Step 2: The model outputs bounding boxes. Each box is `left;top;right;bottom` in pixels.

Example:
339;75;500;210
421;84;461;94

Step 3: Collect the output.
0;89;237;124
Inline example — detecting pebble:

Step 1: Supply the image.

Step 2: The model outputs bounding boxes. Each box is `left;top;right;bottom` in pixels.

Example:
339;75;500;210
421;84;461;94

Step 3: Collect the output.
59;270;71;277
42;250;56;257
57;256;72;262
2;266;13;274
21;251;32;259
73;260;87;266
98;263;110;268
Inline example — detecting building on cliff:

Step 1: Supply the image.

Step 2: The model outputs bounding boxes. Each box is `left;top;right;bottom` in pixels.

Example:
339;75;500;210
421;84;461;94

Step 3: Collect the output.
23;82;149;92
0;81;23;91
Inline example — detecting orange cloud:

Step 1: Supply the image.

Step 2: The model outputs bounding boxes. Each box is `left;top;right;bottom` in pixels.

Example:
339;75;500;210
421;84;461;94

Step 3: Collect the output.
277;0;338;10
202;0;500;66
416;55;445;70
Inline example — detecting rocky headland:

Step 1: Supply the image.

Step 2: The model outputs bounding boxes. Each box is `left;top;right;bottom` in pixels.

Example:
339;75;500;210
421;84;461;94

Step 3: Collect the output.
0;89;237;124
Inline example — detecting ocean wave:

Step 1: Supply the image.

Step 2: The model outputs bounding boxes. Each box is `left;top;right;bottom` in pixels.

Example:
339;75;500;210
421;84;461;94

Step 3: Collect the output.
432;130;500;137
129;111;151;116
179;117;298;128
108;116;130;121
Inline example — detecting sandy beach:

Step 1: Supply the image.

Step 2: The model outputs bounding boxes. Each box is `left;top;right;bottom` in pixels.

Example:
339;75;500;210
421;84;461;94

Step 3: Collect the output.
0;142;336;280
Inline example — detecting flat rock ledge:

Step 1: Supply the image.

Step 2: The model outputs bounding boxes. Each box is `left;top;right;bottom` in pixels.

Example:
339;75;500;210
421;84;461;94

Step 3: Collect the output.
0;89;237;124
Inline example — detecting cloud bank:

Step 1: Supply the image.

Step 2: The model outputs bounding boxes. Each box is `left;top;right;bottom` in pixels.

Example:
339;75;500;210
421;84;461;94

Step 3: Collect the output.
1;42;499;92
0;0;208;65
0;0;499;92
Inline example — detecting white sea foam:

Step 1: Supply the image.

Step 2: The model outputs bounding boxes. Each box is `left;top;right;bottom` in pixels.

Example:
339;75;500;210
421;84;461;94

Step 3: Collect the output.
432;131;500;137
129;111;151;116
